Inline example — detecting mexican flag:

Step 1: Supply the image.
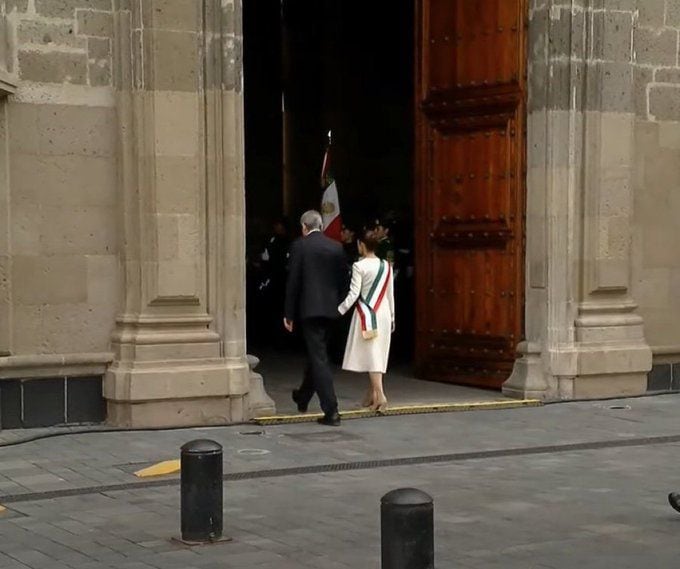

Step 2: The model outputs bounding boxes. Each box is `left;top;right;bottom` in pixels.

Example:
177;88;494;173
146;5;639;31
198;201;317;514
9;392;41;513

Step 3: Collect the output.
320;131;342;241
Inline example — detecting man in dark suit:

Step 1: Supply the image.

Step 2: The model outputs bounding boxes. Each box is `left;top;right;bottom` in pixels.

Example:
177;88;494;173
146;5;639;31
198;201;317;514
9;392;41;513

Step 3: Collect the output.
284;210;348;426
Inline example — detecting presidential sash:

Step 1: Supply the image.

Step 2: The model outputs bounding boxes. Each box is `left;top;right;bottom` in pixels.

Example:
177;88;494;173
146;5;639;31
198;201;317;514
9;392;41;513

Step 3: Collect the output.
356;260;391;340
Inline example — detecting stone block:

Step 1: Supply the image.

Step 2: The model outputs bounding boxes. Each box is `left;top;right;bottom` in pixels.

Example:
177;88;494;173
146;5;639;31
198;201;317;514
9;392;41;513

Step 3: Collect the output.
572;374;647;399
529;6;547;58
86;255;119;305
36;104;116;157
223;0;242;37
146;0;200;31
528;61;547;112
106;397;233;428
599;112;634;169
9;203;42;255
39;204;117;256
156;260;197;297
659;122;680;149
155;156;200;213
35;0;112;19
547;7;569;59
40;303;115;353
224;36;243;92
11;154;116;206
655;68;680;83
638;0;666;27
587;62;634;113
0;256;10;355
668;1;680;27
153;91;199;156
18;50;88;85
87;37;112;86
649;85;680;121
6;0;29;13
10;305;44;354
633;67;653;118
143;30;198;92
18;21;86;49
634;28;677;66
12;255;88;305
607;0;636;9
7;103;39;154
593;11;633;62
156;214;179;260
547;61;570;111
177;214;199;260
76;10;113;38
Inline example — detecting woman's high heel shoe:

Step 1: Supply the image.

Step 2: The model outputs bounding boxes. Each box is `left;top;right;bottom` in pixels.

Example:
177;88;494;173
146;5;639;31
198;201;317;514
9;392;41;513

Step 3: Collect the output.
372;397;388;414
361;389;374;408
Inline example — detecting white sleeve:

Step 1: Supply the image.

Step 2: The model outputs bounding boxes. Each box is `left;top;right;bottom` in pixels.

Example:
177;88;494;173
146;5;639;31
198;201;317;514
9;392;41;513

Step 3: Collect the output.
338;263;362;315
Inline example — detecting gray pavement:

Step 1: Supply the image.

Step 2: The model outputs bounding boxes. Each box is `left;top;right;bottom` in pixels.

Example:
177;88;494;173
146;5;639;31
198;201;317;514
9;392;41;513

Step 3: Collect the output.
0;395;680;567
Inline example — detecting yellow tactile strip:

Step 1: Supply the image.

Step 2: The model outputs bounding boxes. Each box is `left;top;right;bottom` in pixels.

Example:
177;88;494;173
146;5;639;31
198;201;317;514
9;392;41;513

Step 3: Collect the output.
253;399;542;426
134;460;181;478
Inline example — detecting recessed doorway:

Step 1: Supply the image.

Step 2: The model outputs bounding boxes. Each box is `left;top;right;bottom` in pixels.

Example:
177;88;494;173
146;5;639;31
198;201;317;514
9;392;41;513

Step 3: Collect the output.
242;0;527;394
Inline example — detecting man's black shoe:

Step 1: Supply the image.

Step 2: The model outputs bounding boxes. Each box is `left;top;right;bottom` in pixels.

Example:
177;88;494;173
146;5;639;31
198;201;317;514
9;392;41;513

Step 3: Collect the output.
317;413;341;427
668;493;680;513
292;390;308;413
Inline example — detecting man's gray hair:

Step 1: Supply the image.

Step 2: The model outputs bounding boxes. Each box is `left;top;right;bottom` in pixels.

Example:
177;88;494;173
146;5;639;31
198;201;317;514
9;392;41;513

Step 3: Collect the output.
300;210;323;231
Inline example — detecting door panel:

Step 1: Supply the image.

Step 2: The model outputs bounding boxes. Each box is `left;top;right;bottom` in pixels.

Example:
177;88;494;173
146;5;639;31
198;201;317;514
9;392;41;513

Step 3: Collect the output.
415;0;527;389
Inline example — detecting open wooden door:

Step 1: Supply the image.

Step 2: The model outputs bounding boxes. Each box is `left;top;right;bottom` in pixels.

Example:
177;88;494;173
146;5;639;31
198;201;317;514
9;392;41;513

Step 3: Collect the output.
414;0;527;389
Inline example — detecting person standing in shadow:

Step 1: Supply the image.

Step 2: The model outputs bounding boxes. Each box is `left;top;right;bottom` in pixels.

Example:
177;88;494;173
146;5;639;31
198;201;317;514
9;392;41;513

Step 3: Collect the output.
284;210;348;426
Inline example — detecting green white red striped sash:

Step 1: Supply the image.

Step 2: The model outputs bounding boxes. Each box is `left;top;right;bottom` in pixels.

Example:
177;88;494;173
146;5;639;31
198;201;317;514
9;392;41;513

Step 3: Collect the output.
356;260;391;340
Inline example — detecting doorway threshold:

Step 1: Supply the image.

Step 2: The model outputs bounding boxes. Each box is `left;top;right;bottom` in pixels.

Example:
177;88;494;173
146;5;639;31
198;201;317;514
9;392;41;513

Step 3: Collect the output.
252;350;541;425
253;399;542;425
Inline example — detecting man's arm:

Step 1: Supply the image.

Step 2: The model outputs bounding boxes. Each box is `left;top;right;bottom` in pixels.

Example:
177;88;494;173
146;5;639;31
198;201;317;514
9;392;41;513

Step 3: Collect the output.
284;240;302;328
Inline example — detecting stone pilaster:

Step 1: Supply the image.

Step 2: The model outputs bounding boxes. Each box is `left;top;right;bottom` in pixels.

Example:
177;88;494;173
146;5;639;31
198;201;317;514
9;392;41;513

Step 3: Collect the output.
0;5;16;358
105;0;251;427
505;0;652;400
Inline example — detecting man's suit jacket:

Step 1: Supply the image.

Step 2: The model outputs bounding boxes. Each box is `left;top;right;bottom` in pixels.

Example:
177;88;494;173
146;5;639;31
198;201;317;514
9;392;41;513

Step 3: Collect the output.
285;231;348;322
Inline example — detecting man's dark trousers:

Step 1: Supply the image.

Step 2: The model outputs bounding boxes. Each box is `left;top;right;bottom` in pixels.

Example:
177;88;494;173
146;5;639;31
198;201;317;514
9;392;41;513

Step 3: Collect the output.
298;317;338;416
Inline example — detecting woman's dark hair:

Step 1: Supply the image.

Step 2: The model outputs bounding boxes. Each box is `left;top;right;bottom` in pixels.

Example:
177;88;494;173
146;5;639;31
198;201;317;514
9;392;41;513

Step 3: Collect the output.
359;230;380;252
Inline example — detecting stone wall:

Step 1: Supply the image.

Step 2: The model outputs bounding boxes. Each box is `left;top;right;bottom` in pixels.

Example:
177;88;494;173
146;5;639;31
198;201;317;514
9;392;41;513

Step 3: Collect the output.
629;0;680;388
0;0;117;377
508;0;654;400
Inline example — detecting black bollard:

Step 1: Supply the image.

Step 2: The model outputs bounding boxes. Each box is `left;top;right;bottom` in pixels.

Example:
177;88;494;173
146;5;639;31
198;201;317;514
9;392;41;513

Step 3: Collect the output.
180;439;225;543
381;488;434;569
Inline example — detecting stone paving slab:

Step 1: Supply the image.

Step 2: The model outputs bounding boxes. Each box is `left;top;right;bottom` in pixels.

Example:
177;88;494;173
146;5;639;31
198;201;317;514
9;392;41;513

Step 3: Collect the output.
0;395;679;498
2;441;680;568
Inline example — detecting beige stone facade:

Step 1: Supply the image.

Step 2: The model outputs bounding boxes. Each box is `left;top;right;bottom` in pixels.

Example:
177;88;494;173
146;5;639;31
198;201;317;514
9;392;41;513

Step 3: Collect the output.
505;0;679;399
0;0;677;428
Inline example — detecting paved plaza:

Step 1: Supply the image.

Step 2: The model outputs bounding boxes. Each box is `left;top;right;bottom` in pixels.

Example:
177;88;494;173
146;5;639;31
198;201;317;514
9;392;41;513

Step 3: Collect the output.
1;395;680;568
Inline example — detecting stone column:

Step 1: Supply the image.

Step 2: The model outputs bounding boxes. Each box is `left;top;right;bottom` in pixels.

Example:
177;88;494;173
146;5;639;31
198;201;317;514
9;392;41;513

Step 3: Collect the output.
105;0;251;427
0;7;17;359
505;0;652;400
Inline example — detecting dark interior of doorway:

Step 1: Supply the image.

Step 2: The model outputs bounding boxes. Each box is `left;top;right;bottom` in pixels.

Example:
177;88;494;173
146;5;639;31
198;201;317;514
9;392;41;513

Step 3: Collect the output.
243;0;415;365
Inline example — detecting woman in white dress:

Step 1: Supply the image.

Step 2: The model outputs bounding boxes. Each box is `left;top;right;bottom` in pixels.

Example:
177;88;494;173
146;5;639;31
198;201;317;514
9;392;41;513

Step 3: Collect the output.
338;230;395;412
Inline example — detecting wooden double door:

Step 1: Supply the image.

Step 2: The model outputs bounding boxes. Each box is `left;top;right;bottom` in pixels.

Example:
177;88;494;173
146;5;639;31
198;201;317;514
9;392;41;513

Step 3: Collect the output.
414;0;527;389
